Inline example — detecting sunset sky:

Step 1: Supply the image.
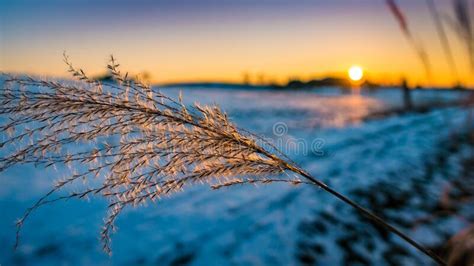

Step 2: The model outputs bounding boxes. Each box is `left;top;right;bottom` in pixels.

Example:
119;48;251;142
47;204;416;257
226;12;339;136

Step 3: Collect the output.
1;0;473;87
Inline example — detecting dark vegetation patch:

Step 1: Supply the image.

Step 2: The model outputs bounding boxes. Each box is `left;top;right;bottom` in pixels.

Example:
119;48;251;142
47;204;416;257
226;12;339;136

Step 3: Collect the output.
296;131;474;265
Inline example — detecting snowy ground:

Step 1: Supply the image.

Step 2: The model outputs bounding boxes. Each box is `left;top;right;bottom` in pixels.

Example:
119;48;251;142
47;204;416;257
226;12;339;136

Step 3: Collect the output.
0;85;473;265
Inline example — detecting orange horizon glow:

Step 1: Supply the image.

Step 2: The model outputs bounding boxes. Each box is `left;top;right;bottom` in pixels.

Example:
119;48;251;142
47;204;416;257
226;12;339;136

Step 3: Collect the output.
3;62;471;88
2;50;473;88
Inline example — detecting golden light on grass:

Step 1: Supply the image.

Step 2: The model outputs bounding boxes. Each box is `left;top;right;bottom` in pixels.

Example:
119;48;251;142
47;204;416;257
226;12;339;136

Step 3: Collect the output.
348;65;364;81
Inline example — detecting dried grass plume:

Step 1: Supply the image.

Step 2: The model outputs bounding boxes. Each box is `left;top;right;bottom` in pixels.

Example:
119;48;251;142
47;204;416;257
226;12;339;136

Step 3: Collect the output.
0;54;301;254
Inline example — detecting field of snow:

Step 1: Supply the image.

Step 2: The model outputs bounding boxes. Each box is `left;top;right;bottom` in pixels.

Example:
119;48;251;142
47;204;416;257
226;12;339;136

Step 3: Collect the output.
0;85;473;265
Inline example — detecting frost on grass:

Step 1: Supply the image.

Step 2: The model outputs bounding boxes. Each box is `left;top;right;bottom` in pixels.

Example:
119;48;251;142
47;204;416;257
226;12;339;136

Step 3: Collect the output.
0;55;303;254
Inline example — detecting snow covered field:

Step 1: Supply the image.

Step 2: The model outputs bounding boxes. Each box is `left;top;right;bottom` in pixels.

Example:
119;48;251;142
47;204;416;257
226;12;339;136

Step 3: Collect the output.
0;85;472;265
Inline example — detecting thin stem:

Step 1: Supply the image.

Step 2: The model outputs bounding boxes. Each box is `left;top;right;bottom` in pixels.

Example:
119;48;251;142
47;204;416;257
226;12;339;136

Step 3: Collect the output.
426;0;459;83
289;166;446;266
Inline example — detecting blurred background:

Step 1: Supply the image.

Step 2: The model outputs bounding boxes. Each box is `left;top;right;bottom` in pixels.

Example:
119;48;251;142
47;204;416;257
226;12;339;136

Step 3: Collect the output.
1;0;474;265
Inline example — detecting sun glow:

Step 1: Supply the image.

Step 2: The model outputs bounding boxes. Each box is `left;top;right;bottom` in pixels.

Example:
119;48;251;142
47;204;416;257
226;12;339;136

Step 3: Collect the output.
348;65;364;81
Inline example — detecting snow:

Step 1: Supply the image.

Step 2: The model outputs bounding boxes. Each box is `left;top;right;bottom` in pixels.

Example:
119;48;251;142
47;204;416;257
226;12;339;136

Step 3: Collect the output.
0;84;472;265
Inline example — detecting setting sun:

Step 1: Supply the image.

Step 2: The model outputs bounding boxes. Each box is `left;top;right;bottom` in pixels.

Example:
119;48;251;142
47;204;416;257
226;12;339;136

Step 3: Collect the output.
348;65;364;81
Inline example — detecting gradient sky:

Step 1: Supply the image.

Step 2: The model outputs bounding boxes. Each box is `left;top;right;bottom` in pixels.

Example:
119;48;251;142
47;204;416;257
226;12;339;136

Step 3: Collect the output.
1;0;473;87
